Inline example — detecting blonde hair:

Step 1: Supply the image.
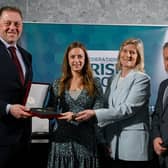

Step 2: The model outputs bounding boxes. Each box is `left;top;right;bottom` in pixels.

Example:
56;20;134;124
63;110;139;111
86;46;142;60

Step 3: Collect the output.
116;38;144;72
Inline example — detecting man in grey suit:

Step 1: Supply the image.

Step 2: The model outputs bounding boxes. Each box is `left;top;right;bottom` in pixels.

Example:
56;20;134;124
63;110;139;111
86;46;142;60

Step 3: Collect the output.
152;42;168;168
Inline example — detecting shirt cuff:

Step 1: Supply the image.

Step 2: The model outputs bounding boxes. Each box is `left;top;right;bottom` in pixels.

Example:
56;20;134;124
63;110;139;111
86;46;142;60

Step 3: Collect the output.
6;104;11;114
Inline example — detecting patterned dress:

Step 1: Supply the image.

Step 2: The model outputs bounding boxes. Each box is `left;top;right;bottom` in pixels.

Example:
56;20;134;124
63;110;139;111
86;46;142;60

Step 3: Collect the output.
47;78;104;168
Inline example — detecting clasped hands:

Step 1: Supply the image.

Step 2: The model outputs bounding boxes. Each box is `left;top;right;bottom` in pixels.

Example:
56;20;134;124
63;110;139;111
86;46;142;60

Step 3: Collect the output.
57;109;96;122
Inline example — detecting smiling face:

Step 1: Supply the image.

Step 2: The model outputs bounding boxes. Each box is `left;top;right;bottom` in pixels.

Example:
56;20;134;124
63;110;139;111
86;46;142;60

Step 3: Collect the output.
68;47;85;73
119;44;138;70
0;10;23;45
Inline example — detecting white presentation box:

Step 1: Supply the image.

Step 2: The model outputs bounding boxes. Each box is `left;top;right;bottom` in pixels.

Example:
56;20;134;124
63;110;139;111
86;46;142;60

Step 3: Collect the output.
25;82;50;141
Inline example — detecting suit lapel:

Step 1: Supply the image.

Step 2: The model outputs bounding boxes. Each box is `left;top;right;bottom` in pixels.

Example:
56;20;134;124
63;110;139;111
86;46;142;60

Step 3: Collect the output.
17;46;32;85
162;81;168;117
0;41;24;86
0;41;11;60
111;71;135;105
163;85;168;110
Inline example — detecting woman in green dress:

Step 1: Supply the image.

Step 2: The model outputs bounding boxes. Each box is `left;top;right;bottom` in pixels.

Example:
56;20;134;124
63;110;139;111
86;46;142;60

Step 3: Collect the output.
47;41;104;168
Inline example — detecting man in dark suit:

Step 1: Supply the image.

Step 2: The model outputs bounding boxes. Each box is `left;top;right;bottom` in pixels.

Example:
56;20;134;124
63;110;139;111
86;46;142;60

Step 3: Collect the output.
0;6;33;168
152;42;168;168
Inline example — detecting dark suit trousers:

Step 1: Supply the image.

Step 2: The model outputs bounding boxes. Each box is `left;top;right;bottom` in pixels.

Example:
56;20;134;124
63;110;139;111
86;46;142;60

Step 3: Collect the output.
159;155;168;168
109;159;152;168
0;143;31;168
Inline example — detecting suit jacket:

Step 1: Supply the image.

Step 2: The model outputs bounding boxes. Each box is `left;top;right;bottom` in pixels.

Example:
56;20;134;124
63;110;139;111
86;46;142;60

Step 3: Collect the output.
95;70;151;161
0;40;33;145
152;79;168;147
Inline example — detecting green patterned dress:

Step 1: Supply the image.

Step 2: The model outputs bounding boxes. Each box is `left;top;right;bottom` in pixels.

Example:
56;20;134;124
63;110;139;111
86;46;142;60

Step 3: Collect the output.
47;78;104;168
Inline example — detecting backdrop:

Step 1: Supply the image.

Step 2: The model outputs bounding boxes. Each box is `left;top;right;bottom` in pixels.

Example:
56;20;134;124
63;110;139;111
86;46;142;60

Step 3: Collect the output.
20;23;168;107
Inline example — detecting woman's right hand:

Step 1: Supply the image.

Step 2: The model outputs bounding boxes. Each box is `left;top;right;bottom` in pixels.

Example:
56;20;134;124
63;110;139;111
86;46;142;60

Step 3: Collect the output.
57;111;75;121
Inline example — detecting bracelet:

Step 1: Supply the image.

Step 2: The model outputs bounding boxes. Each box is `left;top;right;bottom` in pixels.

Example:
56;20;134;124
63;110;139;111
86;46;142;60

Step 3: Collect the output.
71;113;77;121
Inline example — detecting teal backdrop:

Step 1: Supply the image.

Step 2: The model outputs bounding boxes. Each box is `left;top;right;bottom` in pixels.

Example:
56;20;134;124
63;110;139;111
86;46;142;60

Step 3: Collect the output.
20;23;168;107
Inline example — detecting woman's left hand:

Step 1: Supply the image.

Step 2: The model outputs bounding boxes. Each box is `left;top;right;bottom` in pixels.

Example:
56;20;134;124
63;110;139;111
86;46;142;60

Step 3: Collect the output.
75;110;95;121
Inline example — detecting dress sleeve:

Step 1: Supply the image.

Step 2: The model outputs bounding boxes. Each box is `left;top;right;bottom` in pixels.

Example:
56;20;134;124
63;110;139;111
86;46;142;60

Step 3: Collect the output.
95;73;151;125
92;78;104;110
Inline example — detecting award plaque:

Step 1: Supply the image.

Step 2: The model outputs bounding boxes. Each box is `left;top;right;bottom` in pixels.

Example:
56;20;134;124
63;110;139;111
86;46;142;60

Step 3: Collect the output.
24;82;53;139
25;82;50;109
25;82;62;118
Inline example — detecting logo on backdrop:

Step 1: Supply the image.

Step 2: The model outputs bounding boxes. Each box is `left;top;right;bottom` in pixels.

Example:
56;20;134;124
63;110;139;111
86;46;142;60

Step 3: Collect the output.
88;50;118;92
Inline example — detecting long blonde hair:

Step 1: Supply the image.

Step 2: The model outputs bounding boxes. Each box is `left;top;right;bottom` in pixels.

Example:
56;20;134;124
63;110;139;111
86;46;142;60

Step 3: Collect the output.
58;41;97;96
116;38;144;72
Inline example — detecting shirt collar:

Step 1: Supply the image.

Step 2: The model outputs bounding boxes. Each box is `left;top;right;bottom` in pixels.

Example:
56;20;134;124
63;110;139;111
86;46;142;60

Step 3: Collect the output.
0;37;17;49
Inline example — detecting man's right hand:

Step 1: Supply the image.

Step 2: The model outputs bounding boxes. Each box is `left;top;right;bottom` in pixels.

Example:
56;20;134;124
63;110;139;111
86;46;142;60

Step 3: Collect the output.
9;104;32;119
153;137;167;155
